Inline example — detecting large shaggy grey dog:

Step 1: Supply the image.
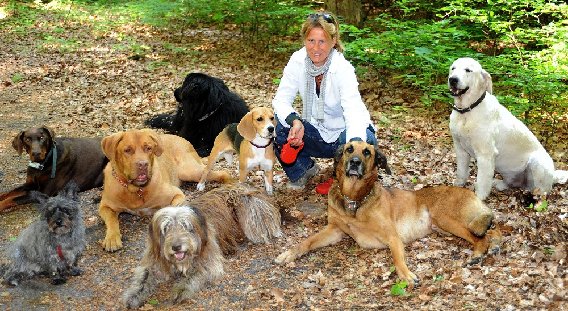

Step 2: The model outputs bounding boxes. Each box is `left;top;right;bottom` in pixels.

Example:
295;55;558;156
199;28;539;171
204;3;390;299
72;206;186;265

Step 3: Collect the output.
122;183;282;308
2;182;85;286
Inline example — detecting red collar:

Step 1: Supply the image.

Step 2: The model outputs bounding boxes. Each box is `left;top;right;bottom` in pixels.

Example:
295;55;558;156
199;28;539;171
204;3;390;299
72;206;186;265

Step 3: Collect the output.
112;168;144;200
56;245;65;261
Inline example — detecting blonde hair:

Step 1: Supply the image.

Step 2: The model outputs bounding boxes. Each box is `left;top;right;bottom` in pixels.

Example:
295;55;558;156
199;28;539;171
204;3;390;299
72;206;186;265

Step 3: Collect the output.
300;12;344;53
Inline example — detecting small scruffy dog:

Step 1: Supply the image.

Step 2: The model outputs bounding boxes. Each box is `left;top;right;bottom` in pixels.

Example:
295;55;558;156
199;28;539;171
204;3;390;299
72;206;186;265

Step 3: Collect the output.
2;182;85;286
122;183;282;308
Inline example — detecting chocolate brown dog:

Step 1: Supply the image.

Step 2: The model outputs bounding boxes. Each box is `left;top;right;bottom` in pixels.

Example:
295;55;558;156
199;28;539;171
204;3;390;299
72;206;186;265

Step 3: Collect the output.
0;126;107;212
276;141;501;285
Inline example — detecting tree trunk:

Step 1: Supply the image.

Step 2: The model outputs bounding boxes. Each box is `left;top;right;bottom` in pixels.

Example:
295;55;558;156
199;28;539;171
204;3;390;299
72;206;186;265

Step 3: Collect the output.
324;0;362;26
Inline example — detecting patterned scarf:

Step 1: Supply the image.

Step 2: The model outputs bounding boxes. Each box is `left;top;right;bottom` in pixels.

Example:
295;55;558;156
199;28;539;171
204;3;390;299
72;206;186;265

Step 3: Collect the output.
303;49;335;122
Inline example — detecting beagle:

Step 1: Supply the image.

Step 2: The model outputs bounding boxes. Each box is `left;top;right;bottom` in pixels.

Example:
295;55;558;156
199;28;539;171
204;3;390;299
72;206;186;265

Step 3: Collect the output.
197;107;276;194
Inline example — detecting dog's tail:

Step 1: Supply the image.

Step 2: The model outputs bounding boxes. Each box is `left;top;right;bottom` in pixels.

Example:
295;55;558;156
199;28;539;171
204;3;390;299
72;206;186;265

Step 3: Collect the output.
554;170;568;184
224;183;283;244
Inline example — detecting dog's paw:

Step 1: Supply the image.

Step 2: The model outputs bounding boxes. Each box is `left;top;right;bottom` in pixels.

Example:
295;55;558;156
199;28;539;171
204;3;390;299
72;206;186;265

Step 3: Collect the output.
196;182;206;191
102;233;123;252
69;266;83;276
488;245;501;256
275;249;299;264
465;256;483;266
51;276;67;285
400;272;420;288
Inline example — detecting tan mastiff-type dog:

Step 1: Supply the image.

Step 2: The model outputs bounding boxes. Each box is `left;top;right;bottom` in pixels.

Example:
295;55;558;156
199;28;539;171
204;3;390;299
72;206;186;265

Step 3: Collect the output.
99;129;232;252
276;141;501;285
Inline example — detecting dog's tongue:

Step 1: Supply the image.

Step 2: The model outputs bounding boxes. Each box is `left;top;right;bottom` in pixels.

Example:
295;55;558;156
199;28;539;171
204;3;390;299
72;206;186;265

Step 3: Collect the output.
136;173;147;182
175;252;186;260
347;169;359;176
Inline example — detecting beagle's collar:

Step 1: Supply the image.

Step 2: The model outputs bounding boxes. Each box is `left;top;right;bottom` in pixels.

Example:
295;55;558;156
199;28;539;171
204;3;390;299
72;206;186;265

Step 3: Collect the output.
112;168;144;201
453;91;486;114
28;143;58;179
249;138;273;149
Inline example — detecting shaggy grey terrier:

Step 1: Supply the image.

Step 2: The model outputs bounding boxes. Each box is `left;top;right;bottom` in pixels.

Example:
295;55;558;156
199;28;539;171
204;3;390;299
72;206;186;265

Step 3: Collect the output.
2;182;86;286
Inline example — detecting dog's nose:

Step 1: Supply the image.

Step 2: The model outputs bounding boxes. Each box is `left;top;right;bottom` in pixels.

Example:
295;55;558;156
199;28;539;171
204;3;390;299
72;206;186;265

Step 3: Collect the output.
172;245;182;252
349;157;362;167
267;126;274;133
31;151;42;159
136;161;148;170
56;218;63;226
448;77;459;86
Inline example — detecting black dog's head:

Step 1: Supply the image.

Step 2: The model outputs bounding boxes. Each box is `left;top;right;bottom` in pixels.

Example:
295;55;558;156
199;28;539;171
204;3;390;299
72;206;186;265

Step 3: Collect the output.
12;126;55;162
30;182;80;235
173;73;231;122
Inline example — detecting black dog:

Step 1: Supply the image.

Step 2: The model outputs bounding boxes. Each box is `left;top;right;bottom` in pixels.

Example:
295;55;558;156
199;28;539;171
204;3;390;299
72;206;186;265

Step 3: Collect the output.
145;72;249;157
0;126;108;212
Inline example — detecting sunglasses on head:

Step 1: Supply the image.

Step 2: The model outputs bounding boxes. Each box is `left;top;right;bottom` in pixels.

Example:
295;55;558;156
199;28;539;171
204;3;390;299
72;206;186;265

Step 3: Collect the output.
308;13;335;24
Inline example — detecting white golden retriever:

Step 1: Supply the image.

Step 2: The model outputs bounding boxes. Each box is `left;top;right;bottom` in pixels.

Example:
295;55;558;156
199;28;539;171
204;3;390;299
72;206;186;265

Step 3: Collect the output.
448;57;568;200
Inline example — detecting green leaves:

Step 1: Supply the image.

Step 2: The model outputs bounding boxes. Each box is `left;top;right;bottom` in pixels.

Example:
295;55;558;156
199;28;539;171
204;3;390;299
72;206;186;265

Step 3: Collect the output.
390;280;408;296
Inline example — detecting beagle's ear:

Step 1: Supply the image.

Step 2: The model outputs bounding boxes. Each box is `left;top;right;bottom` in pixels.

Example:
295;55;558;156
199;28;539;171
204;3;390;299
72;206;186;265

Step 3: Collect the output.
101;132;124;161
12;131;26;155
374;146;391;175
144;129;164;156
482;69;493;95
40;126;55;142
237;111;256;141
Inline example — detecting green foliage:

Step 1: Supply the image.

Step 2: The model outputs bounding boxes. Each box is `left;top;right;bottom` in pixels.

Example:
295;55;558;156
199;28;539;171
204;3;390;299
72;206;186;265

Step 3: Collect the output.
11;73;25;83
527;199;548;212
179;0;311;49
390;280;409;296
343;1;567;128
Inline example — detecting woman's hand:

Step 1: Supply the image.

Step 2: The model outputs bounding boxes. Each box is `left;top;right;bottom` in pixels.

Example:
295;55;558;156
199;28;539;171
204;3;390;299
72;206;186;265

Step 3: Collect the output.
287;120;304;146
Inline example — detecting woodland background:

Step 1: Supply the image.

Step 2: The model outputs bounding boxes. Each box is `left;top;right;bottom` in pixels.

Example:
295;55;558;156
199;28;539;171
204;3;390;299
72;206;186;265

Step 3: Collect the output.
0;0;566;310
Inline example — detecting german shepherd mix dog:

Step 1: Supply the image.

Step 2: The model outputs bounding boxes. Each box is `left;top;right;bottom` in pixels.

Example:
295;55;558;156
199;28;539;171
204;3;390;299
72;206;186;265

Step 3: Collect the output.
276;141;502;285
0;127;107;212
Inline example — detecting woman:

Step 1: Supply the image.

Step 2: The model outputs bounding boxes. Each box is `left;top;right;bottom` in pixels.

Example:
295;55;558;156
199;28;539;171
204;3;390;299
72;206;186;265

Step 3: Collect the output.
272;12;377;190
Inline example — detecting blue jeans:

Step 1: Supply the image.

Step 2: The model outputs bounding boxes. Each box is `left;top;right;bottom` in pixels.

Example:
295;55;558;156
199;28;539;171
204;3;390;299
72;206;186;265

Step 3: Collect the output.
274;118;377;182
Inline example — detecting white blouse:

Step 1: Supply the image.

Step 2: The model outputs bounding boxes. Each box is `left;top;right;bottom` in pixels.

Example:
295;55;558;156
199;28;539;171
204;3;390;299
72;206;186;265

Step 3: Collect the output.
272;47;373;143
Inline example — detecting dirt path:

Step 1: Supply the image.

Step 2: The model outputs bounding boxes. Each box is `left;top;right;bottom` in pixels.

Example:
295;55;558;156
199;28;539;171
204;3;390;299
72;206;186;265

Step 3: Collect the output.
1;7;567;311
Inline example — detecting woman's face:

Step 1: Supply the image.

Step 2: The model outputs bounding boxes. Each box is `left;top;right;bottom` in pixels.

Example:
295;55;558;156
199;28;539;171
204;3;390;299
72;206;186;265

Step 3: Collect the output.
304;27;336;67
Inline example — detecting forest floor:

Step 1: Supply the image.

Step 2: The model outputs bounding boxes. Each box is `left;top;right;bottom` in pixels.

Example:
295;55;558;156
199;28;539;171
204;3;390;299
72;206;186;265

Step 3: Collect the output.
0;3;567;311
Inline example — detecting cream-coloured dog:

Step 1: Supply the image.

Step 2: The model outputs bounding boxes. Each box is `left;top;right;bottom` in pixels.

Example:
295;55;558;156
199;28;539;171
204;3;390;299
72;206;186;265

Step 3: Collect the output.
98;129;232;252
448;57;568;200
197;107;276;194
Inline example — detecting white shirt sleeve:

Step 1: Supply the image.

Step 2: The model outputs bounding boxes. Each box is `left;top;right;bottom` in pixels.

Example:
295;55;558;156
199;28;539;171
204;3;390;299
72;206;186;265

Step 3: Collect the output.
272;50;304;127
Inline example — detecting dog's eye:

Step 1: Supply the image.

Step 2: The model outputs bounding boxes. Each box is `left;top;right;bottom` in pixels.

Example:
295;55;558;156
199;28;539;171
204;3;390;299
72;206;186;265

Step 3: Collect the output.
346;145;354;153
124;147;133;154
451;66;455;70
465;68;472;73
363;148;371;157
25;137;31;143
270;116;274;121
144;145;152;153
256;117;264;122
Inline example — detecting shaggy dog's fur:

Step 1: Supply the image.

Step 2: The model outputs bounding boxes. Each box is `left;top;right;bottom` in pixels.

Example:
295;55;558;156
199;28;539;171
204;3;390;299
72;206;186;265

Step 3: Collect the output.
448;57;568;200
2;183;85;286
0;126;107;212
122;183;282;308
145;72;249;157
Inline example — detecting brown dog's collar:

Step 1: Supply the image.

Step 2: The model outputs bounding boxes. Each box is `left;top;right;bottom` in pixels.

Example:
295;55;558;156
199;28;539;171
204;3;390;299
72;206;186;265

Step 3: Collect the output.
343;188;373;212
112;168;144;201
56;245;65;261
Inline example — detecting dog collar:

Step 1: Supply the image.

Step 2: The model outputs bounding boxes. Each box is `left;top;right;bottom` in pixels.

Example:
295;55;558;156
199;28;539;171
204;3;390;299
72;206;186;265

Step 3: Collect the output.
452;91;486;114
112;168;145;201
198;104;223;122
56;245;65;261
249;138;273;149
343;190;372;212
28;143;58;179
